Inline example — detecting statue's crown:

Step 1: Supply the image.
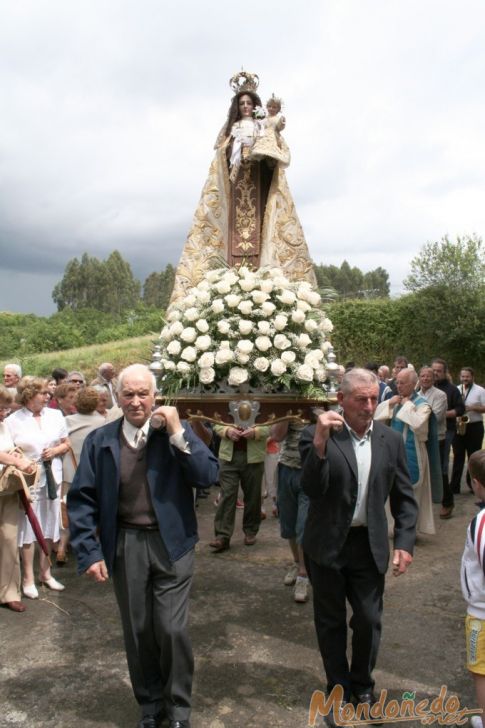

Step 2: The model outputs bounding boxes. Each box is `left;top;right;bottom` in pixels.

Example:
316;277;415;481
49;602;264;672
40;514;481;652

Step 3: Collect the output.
229;70;259;94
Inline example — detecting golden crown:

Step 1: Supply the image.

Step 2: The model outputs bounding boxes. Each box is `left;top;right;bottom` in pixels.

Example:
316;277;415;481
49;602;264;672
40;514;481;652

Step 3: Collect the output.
229;70;259;94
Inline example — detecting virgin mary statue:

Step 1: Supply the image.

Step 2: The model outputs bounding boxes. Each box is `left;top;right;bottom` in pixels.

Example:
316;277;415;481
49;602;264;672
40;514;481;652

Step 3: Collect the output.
169;71;317;303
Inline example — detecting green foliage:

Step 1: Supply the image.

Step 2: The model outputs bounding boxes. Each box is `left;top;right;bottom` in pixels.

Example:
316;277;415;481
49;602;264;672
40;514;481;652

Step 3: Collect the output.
404;234;484;292
52;250;140;314
142;264;175;309
314;261;390;298
0;305;163;359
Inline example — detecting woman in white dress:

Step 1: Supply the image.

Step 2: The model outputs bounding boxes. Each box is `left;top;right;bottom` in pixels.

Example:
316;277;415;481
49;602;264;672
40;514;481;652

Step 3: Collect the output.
7;377;71;598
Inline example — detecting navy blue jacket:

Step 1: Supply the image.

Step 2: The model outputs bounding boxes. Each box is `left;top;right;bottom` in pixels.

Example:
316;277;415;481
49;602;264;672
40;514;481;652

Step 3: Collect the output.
67;417;219;575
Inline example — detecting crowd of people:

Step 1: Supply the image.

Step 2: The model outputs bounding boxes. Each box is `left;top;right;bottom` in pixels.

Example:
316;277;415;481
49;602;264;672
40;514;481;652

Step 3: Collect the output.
1;356;484;728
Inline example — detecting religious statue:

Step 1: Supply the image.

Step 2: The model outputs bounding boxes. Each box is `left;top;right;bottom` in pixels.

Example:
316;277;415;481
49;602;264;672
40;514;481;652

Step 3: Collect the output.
170;71;316;303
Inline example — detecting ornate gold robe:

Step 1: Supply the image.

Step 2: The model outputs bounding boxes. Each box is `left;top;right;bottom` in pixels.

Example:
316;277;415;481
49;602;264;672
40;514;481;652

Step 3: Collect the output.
170;130;316;303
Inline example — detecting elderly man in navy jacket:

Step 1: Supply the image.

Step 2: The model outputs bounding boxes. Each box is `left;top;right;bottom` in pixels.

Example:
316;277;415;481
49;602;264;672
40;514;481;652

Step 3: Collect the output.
68;364;218;728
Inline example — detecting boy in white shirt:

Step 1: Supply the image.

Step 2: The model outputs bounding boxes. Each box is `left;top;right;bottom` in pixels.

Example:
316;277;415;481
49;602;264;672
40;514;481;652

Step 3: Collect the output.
461;450;485;728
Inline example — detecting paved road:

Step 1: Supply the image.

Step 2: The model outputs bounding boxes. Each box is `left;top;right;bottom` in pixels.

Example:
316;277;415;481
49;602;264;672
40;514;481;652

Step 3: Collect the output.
1;488;477;728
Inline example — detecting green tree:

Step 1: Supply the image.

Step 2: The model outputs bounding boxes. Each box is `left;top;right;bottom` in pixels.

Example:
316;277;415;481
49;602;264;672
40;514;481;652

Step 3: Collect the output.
142;264;175;310
314;261;390;298
404;234;484;292
52;251;141;315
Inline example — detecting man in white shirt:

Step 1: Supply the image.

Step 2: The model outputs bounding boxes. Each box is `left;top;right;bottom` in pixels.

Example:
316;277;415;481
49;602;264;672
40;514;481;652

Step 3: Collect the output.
451;367;485;494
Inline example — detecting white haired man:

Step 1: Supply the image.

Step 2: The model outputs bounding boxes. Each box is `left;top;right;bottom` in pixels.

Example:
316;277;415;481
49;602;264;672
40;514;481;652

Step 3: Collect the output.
90;362;118;408
3;364;22;397
68;364;218;728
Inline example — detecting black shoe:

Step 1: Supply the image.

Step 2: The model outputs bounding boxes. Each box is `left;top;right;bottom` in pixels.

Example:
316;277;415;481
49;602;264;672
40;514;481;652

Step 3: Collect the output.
352;691;382;724
169;722;191;728
138;712;164;728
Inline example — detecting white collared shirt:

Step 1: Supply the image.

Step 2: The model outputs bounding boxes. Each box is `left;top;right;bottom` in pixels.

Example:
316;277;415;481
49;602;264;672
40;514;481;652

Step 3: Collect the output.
122;418;190;453
344;421;373;527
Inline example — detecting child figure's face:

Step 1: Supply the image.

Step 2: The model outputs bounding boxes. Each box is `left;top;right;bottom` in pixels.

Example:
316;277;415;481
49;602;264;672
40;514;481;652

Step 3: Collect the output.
266;100;280;116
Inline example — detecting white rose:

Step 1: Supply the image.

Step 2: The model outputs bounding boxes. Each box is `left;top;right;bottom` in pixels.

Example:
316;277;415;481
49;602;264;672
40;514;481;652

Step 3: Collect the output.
222;271;239;286
166;309;181;322
239;319;253;335
316;367;327;382
220;340;230;349
259;278;274;294
304;319;319;333
257;320;271;335
195;335;211;351
215;348;234;365
274;334;292;350
199;367;215;384
237;300;253;315
180;327;197;343
160;325;172;341
228;367;248;386
215;280;231;295
236;352;250;365
271;359;287;376
306;348;324;362
254;357;270;372
321;317;334;334
306;291;321;306
251;289;269;304
296;333;312;349
297;282;312;293
225;293;241;308
296;364;314;382
183;294;197;307
237;339;254;355
322;341;333;353
161;359;175;371
184;310;200;327
274;275;290;288
255;335;272;352
281;350;296;364
181;346;197;363
238;266;251;277
195;290;211;304
196;319;209;333
170;321;184;336
296;300;312;313
196;279;210;291
239;277;257;292
176;361;191;374
273;314;288;331
206;269;222;283
198;352;215;368
305;352;321;369
211;298;225;314
217;320;231;335
277;289;297;305
291;309;306;324
269;267;283;277
167;340;182;356
261;301;276;316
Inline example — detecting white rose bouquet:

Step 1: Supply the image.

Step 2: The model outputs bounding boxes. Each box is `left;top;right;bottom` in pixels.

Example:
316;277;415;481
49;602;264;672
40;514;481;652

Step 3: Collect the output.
159;266;332;396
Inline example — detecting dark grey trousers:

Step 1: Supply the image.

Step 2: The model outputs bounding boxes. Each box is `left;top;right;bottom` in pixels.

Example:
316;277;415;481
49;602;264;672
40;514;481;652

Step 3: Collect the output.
113;528;194;722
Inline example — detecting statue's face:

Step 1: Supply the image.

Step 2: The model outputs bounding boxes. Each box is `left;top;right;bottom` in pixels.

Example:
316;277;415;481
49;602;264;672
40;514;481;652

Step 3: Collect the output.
266;100;280;116
238;94;254;118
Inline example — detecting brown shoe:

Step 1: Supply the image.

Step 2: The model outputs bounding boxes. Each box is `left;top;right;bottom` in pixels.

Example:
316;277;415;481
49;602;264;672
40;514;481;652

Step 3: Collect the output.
244;535;257;546
3;601;26;613
209;538;230;553
440;506;454;519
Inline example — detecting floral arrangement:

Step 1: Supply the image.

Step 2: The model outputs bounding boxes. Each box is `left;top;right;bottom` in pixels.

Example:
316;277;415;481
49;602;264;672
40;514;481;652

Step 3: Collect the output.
159;266;334;397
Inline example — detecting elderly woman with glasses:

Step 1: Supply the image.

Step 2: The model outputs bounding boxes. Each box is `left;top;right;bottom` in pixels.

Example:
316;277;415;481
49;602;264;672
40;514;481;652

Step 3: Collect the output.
6;377;71;598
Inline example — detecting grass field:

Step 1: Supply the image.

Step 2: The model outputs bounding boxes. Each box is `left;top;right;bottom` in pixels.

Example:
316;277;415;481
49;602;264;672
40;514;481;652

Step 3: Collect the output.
0;334;158;381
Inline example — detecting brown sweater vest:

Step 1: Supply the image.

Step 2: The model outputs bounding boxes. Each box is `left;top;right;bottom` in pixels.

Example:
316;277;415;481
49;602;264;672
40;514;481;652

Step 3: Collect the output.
117;433;158;529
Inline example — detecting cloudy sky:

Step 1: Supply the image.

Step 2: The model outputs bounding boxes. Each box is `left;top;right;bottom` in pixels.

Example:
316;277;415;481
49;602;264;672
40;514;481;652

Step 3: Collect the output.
1;0;484;315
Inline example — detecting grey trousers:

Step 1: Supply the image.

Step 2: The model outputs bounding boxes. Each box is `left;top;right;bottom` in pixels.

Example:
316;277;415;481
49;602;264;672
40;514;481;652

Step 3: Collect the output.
113;528;194;721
